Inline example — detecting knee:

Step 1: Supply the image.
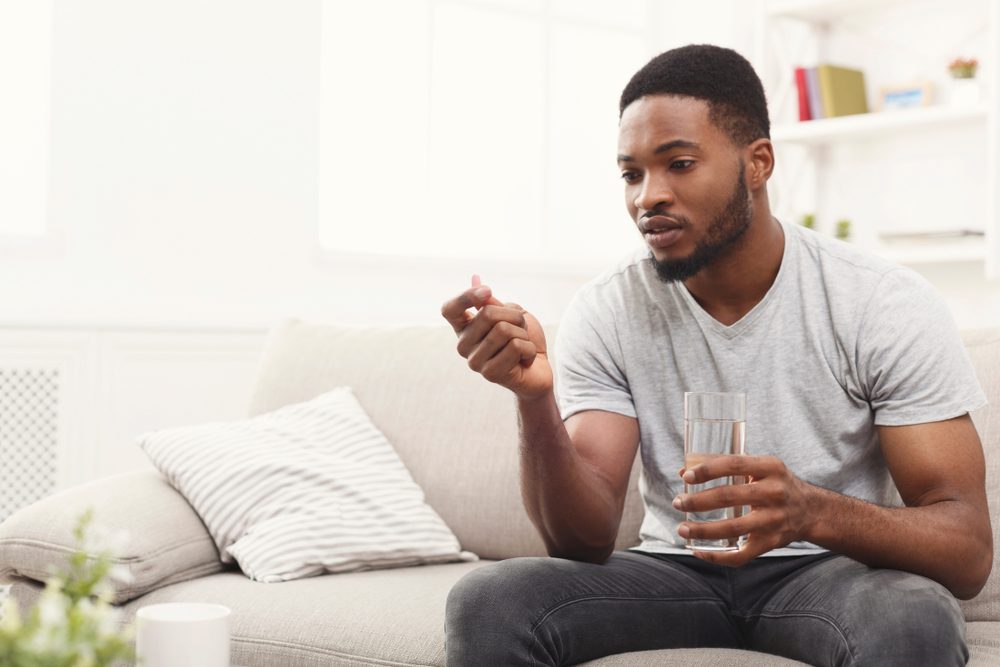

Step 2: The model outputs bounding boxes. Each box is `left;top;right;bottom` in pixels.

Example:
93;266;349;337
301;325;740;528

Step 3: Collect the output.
445;563;500;632
891;581;966;665
445;558;553;664
853;573;967;667
446;558;546;631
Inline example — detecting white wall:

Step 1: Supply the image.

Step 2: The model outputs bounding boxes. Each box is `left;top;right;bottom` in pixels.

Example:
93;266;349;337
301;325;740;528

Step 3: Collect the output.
0;0;605;331
0;0;996;504
0;326;266;492
0;0;997;332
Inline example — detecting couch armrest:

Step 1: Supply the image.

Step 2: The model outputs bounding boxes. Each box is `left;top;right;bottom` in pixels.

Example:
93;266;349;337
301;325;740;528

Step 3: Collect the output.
0;470;223;604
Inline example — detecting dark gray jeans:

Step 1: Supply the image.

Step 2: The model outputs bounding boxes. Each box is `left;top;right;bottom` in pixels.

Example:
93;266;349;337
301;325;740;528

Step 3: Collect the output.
445;550;967;666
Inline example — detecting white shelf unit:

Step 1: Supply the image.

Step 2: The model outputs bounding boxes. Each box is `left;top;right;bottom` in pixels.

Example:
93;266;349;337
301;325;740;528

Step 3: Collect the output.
766;0;910;23
874;237;988;265
770;104;989;144
756;0;1000;278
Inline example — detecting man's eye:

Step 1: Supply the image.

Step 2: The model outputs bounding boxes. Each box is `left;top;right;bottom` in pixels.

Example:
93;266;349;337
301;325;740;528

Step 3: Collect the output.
671;160;694;170
620;171;640;183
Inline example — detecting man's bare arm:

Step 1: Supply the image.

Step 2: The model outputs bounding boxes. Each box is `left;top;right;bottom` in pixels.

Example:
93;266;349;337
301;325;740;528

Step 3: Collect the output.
676;414;992;599
442;281;639;564
807;414;992;598
518;397;639;563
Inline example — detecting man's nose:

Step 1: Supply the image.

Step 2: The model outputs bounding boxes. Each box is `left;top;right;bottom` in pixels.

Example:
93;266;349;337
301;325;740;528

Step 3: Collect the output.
633;172;675;213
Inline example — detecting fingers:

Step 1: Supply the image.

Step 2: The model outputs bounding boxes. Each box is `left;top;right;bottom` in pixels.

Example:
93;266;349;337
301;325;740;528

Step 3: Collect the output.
440;284;497;333
471;274;504;307
466;320;535;370
679;512;764;542
677;454;809;566
691;538;767;567
441;275;508;333
686;524;783;567
674;479;772;513
682;455;783;484
678;514;778;567
443;276;544;396
456;303;528;359
478;338;537;383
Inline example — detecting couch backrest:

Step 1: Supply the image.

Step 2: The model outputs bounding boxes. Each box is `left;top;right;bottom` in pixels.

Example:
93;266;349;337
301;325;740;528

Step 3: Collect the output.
246;320;645;561
248;321;1000;621
960;327;1000;622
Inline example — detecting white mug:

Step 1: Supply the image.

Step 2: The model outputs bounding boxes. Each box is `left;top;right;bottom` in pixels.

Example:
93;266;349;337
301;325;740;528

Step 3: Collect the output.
135;602;231;667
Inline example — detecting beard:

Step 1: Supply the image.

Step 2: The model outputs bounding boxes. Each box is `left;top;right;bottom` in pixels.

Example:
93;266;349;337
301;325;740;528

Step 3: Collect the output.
650;161;753;284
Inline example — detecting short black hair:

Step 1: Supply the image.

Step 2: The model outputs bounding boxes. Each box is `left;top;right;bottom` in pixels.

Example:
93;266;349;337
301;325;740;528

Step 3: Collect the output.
619;44;770;147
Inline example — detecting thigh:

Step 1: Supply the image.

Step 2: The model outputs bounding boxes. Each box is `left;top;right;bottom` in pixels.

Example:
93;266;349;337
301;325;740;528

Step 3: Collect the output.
445;550;740;667
744;555;968;667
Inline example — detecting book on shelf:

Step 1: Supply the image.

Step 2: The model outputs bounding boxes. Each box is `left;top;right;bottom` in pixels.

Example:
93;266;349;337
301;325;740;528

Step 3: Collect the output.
805;67;824;120
794;64;869;120
794;67;811;121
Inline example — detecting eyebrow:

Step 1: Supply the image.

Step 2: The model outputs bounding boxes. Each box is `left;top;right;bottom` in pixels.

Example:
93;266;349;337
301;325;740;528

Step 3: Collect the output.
617;139;701;163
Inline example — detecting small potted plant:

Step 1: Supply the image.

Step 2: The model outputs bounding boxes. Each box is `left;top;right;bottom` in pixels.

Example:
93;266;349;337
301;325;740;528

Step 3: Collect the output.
0;511;135;666
948;57;978;79
948;57;980;106
835;218;851;241
800;213;816;230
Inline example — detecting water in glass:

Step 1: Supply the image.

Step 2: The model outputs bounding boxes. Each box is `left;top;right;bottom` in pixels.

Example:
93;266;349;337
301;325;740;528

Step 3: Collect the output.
684;417;747;552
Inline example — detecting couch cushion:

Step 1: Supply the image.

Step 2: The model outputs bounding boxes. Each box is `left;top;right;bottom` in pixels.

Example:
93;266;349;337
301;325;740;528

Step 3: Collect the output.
965;621;1000;666
247;321;645;561
0;470;222;604
139;387;474;582
7;572;995;667
6;562;809;667
960;328;1000;622
120;563;485;667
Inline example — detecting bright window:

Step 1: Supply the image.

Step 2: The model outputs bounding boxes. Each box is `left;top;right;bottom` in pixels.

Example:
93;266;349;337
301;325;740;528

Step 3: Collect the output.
0;0;52;238
319;0;657;265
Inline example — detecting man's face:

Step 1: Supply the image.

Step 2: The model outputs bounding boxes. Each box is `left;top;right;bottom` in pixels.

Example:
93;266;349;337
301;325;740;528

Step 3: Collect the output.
617;95;753;283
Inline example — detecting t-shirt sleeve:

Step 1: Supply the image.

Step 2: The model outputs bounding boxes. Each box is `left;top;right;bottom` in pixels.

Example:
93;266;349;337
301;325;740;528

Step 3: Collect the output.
554;287;636;422
857;268;987;426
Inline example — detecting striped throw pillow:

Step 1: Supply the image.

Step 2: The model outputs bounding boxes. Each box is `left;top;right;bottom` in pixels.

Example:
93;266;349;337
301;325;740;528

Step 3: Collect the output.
138;387;477;582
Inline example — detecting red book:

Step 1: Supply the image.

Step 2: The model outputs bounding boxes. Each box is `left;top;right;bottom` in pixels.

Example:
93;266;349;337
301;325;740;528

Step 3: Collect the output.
794;67;812;121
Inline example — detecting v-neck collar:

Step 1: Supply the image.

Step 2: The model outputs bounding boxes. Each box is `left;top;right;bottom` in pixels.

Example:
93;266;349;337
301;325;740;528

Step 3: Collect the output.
676;220;794;340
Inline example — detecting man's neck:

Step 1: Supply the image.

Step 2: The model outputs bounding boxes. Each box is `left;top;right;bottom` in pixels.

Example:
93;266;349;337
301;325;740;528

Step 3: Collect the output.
682;214;785;326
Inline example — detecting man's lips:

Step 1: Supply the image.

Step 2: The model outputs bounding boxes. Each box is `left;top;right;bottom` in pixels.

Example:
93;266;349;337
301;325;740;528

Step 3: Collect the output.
641;215;685;250
640;215;684;234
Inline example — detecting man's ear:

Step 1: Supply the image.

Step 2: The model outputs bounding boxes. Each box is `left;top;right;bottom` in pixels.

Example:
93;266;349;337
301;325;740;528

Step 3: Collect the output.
746;138;775;189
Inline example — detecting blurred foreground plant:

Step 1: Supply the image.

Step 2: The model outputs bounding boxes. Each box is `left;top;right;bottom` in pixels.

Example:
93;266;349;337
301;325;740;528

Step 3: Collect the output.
0;509;134;667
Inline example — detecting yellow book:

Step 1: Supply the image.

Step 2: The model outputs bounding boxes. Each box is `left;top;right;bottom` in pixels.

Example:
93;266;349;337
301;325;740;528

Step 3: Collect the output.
817;64;869;117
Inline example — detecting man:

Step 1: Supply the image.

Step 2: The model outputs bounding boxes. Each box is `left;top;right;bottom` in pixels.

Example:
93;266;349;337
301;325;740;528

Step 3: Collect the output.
439;44;991;666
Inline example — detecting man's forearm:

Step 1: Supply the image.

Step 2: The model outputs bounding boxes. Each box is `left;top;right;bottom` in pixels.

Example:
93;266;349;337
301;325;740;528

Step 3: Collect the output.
516;393;621;563
805;485;992;599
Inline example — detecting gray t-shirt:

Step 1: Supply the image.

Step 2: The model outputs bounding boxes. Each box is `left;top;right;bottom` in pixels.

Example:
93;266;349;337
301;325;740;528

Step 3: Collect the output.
555;221;987;556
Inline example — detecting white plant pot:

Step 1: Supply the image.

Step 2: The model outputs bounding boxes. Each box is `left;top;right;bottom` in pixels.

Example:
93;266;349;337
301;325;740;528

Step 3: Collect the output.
949;78;982;107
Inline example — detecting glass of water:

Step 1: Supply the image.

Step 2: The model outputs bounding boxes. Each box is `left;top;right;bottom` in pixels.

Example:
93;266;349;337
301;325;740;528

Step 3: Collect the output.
683;391;747;552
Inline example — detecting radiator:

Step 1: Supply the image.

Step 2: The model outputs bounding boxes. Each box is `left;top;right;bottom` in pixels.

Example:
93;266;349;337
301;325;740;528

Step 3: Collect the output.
0;367;59;524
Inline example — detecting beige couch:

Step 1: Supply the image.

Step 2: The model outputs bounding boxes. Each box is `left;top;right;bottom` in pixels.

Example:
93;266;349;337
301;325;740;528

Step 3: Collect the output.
2;321;999;666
